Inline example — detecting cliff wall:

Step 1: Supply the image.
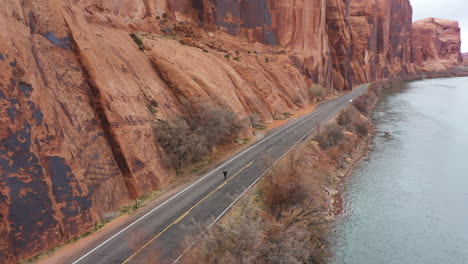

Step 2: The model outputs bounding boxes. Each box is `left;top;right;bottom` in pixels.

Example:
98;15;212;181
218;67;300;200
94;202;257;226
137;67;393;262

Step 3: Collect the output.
413;18;463;72
326;0;414;90
0;0;415;262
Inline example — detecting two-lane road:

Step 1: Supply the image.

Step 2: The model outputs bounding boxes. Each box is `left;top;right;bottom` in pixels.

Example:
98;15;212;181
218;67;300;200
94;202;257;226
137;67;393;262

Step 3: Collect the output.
70;84;368;264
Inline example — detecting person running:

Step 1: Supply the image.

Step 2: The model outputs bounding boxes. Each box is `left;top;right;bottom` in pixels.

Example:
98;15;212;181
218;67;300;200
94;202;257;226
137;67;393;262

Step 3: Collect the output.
223;170;228;181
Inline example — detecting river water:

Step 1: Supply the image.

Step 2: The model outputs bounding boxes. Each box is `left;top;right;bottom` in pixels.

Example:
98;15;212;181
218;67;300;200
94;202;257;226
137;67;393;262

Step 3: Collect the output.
332;77;468;264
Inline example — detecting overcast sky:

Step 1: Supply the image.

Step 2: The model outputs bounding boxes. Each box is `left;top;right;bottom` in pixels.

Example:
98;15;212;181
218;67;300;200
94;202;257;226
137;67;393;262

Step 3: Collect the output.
411;0;468;52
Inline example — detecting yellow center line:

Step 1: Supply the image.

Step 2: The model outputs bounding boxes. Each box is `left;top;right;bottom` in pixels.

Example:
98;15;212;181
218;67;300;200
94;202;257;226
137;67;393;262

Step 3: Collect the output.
121;161;254;264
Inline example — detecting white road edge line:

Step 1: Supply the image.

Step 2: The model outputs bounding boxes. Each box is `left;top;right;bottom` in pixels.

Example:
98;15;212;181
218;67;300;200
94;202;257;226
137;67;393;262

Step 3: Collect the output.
172;85;367;263
72;97;333;264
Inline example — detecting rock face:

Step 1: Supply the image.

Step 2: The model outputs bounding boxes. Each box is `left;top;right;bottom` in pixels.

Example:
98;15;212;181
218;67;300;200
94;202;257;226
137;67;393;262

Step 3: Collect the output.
326;0;415;90
0;0;416;262
463;53;468;65
413;18;463;72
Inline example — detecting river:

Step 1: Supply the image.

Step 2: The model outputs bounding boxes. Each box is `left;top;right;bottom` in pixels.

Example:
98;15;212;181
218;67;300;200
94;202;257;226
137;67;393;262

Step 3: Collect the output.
332;77;468;264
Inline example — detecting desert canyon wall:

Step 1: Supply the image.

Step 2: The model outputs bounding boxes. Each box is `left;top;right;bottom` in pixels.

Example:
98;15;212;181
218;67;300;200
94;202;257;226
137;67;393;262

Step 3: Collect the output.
0;0;463;262
413;18;463;72
463;53;468;65
326;0;415;90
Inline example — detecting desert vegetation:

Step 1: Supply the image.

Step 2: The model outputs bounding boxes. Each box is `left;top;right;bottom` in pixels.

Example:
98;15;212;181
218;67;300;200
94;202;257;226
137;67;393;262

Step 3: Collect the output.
315;124;344;150
129;33;144;51
250;114;267;130
352;84;382;115
308;84;327;101
185;150;330;264
153;105;244;168
183;99;375;263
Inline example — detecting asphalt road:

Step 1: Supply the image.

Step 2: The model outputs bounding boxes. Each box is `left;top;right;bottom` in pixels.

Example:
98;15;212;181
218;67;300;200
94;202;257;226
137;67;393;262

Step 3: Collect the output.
71;84;368;264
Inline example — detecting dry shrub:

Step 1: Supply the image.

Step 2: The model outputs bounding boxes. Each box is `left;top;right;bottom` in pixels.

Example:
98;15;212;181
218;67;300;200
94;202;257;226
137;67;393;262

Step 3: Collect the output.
353;119;369;137
183;109;371;264
293;96;303;105
263;153;308;218
153;119;208;168
337;110;353;128
186;199;319;264
250;113;266;129
340;106;369;138
186;200;264;264
337;138;354;155
256;222;313;264
325;146;342;163
368;82;383;98
352;94;373;114
315;124;344;150
308;84;327;101
154;106;243;168
188;105;244;149
353;86;381;115
341;107;362;129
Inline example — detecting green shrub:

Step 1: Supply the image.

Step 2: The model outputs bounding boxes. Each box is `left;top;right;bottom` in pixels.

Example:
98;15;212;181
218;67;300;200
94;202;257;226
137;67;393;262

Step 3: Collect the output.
147;105;157;114
130;33;143;46
129;33;145;51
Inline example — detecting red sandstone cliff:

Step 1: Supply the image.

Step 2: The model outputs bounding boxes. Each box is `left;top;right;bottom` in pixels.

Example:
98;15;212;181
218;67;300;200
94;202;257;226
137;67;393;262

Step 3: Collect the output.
0;0;415;262
413;18;463;72
326;0;415;90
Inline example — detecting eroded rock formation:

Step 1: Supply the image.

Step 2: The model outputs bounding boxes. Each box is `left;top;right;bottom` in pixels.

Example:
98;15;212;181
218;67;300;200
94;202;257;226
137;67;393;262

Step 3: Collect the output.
0;0;425;262
413;18;463;72
326;0;414;90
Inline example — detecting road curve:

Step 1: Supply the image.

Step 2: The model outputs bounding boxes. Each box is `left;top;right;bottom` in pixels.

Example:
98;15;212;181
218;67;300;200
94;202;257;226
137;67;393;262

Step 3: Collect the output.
70;84;368;264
